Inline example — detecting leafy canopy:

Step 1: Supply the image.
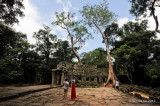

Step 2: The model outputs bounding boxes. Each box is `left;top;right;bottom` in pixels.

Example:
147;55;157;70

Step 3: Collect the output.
52;12;92;45
80;0;116;30
0;0;24;24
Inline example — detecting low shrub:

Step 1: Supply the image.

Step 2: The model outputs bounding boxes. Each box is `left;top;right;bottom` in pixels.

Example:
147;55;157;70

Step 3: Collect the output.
76;82;100;88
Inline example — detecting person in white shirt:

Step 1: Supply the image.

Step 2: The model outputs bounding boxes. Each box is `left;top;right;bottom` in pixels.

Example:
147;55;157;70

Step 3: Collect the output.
115;80;119;90
63;79;69;99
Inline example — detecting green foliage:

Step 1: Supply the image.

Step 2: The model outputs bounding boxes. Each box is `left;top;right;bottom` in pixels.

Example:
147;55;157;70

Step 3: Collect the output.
113;44;141;60
33;25;57;63
52;12;92;64
0;23;16;58
112;20;160;85
122;20;148;35
54;40;74;62
112;44;141;78
52;12;92;45
80;0;116;30
129;0;148;17
146;62;160;86
0;56;23;84
129;0;160;33
104;23;123;46
129;0;160;17
81;48;108;68
80;1;116;84
76;82;99;88
0;0;24;24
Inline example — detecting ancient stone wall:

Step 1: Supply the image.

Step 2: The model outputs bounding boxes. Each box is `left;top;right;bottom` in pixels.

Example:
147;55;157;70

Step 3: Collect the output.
51;61;108;85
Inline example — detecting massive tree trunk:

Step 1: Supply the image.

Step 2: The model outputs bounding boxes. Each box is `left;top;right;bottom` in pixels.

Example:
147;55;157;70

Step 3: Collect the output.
103;35;116;86
125;70;133;85
71;37;82;65
95;24;116;86
151;0;160;33
66;28;82;65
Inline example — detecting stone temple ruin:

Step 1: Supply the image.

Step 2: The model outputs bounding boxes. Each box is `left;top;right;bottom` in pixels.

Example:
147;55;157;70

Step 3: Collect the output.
51;61;108;85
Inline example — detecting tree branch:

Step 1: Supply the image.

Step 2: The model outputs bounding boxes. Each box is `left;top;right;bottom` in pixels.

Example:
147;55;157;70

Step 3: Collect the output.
151;0;160;33
73;39;78;45
59;24;67;29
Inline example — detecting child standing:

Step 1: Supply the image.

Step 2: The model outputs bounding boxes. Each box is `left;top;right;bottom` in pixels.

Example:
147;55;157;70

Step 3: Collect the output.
63;79;69;99
115;80;119;90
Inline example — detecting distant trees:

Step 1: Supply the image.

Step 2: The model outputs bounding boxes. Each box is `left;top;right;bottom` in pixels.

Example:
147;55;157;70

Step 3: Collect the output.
0;24;76;84
33;25;57;64
111;20;160;86
81;48;108;68
0;23;31;84
112;44;141;85
0;23;16;58
54;40;74;62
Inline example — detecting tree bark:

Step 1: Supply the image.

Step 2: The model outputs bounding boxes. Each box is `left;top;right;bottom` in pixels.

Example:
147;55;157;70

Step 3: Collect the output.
151;0;160;33
95;23;116;86
66;27;82;65
71;37;82;65
126;70;133;85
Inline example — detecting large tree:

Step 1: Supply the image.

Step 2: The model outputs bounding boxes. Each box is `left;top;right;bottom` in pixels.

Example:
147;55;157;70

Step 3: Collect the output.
112;20;160;85
0;23;17;58
33;25;58;83
80;0;116;85
54;40;75;62
129;0;160;33
33;25;57;64
0;26;34;84
112;44;141;84
0;0;24;24
52;12;91;65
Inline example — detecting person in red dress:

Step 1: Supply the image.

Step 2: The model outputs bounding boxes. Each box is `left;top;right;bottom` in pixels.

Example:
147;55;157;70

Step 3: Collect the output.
71;77;76;99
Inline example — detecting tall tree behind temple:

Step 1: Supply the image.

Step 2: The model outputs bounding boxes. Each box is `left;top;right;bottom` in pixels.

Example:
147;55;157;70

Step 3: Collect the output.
52;12;92;65
33;25;57;83
33;25;57;64
80;0;116;85
54;40;75;62
0;0;24;25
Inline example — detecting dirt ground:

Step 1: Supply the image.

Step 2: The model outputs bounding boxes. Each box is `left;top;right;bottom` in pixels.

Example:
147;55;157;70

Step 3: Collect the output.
0;87;159;106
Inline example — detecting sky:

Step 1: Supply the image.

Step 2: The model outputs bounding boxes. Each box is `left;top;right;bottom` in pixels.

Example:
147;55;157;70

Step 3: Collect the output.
13;0;160;55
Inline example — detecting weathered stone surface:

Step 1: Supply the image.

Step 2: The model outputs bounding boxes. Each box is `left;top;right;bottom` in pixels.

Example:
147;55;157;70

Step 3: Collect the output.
0;87;159;106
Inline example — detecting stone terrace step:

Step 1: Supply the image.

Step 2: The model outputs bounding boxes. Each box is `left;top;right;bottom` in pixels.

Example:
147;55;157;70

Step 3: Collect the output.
0;85;53;102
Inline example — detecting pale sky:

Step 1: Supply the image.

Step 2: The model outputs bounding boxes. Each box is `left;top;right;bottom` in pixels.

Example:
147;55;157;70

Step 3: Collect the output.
13;0;160;54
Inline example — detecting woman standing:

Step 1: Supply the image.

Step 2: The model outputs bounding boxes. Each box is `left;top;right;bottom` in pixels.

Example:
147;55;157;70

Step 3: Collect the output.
71;77;76;99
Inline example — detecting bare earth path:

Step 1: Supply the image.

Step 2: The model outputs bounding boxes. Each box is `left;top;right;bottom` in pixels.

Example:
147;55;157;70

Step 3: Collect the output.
0;87;158;106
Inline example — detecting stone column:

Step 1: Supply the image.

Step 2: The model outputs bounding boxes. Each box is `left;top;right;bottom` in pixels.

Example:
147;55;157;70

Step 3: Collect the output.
99;77;102;83
61;72;64;85
94;77;97;82
51;71;55;86
57;73;59;85
83;77;86;81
